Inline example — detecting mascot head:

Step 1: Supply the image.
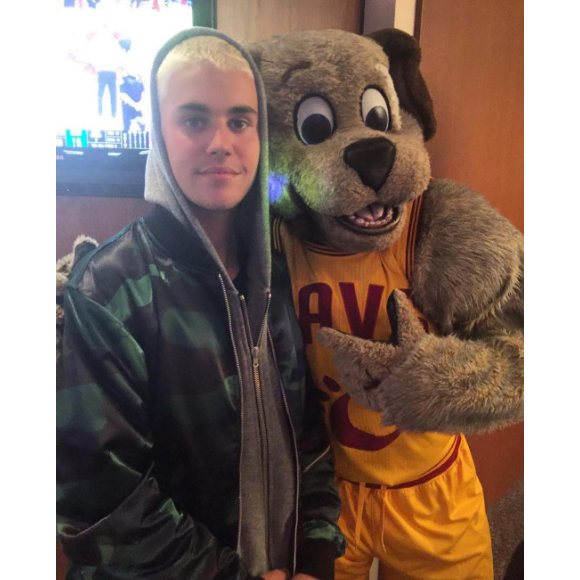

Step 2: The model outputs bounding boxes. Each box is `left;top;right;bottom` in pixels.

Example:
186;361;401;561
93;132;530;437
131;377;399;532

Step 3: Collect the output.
249;28;436;252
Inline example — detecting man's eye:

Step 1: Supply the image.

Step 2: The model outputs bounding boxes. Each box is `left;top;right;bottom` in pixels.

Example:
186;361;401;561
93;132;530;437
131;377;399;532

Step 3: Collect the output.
229;118;250;131
184;117;207;129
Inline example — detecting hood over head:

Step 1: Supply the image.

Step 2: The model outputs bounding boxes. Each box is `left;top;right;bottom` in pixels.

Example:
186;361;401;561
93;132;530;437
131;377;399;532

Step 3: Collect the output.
145;27;271;294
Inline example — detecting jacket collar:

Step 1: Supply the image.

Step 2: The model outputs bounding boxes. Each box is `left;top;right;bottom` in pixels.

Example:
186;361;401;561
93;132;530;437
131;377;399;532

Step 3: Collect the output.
144;205;220;273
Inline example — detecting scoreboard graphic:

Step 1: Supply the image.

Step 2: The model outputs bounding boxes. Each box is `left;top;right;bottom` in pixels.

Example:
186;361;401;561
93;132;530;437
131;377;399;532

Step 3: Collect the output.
58;130;150;150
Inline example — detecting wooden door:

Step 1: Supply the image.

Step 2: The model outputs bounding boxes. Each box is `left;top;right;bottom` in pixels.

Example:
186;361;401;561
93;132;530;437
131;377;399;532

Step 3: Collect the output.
419;0;524;233
418;0;524;504
56;539;67;580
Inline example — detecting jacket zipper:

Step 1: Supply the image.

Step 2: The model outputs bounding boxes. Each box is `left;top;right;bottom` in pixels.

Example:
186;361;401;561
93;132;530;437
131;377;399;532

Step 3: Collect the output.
218;274;246;552
220;274;273;558
268;329;300;575
240;292;272;560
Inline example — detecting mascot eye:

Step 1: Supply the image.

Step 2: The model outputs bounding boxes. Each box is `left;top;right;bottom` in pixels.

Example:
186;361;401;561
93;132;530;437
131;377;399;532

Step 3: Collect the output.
361;87;391;132
295;95;335;145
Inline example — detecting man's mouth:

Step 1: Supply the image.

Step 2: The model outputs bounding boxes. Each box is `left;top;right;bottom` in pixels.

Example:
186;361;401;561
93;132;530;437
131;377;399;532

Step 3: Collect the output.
198;166;241;176
337;203;401;235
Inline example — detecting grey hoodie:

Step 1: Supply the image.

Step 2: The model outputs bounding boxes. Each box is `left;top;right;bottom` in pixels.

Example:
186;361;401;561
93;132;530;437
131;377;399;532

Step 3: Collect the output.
144;28;294;574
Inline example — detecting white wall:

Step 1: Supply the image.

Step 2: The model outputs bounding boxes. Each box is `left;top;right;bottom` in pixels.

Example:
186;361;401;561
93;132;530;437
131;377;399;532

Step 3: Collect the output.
394;0;417;35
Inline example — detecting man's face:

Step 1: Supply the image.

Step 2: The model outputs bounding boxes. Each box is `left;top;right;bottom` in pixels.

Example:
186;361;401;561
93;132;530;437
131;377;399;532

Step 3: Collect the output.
160;61;260;211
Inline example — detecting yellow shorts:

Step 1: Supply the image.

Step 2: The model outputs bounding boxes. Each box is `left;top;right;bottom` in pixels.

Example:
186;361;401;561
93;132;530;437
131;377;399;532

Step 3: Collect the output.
335;436;493;580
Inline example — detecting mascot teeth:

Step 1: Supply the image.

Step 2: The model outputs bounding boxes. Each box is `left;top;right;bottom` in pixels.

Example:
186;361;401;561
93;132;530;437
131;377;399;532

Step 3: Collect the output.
347;204;394;228
370;203;386;220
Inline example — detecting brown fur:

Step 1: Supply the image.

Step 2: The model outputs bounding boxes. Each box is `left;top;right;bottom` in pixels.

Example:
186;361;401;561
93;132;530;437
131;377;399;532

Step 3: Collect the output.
413;179;524;336
366;27;436;140
56;235;97;360
250;28;523;574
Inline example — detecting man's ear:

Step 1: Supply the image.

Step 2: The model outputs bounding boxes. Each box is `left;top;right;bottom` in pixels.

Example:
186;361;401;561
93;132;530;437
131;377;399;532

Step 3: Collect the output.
366;28;436;141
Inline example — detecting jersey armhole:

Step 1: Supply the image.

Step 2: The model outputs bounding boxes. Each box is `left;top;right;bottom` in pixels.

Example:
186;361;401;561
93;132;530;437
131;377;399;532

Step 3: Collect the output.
405;193;425;281
271;215;286;256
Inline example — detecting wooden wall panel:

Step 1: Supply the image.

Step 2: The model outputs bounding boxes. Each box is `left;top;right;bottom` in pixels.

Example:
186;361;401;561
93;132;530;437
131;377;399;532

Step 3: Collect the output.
57;540;67;580
469;424;524;506
419;0;524;232
56;196;153;260
418;0;524;504
217;0;362;43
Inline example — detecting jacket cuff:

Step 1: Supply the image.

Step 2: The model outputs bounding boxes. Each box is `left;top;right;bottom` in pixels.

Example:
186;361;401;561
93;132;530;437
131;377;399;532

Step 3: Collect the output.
295;538;338;580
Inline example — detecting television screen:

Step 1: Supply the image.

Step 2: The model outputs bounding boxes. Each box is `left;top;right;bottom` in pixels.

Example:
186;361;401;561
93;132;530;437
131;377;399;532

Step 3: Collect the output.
56;0;194;196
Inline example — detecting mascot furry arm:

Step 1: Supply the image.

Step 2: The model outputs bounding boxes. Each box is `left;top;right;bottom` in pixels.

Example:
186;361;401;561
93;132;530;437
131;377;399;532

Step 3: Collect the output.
317;181;524;434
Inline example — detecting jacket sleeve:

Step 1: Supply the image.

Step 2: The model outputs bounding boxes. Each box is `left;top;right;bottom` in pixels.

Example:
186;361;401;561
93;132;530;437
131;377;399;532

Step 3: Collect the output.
57;286;260;580
294;372;346;580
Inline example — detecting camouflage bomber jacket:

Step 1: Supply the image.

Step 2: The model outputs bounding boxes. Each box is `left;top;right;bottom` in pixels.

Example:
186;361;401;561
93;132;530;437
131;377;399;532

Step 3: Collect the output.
57;206;345;580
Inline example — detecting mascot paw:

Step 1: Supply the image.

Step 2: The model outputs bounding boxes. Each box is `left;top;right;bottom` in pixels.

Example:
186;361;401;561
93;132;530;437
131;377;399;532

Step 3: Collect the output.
386;289;426;347
316;327;394;412
317;289;428;416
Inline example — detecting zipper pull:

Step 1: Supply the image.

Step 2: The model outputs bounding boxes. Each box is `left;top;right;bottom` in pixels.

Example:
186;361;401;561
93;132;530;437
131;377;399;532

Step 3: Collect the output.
252;346;260;368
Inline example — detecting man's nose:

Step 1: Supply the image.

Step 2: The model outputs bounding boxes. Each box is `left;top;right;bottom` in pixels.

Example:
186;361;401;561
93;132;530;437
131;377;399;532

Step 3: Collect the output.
206;123;233;155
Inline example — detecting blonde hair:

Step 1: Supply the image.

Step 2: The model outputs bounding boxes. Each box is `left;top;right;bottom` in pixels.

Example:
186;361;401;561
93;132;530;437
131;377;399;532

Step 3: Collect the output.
157;36;254;102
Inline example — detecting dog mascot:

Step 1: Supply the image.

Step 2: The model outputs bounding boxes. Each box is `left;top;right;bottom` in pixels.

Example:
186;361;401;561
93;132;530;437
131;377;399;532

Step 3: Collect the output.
248;28;523;580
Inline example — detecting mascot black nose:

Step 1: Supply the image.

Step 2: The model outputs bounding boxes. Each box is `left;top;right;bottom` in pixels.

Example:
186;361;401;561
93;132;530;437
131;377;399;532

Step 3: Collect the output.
344;138;396;192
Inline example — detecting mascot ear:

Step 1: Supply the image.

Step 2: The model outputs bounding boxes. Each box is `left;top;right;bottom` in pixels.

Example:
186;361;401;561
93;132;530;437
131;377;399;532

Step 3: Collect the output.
366;28;436;141
246;43;264;72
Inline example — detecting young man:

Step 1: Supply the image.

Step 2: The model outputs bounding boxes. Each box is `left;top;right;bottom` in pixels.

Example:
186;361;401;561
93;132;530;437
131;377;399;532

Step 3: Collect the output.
56;29;345;580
